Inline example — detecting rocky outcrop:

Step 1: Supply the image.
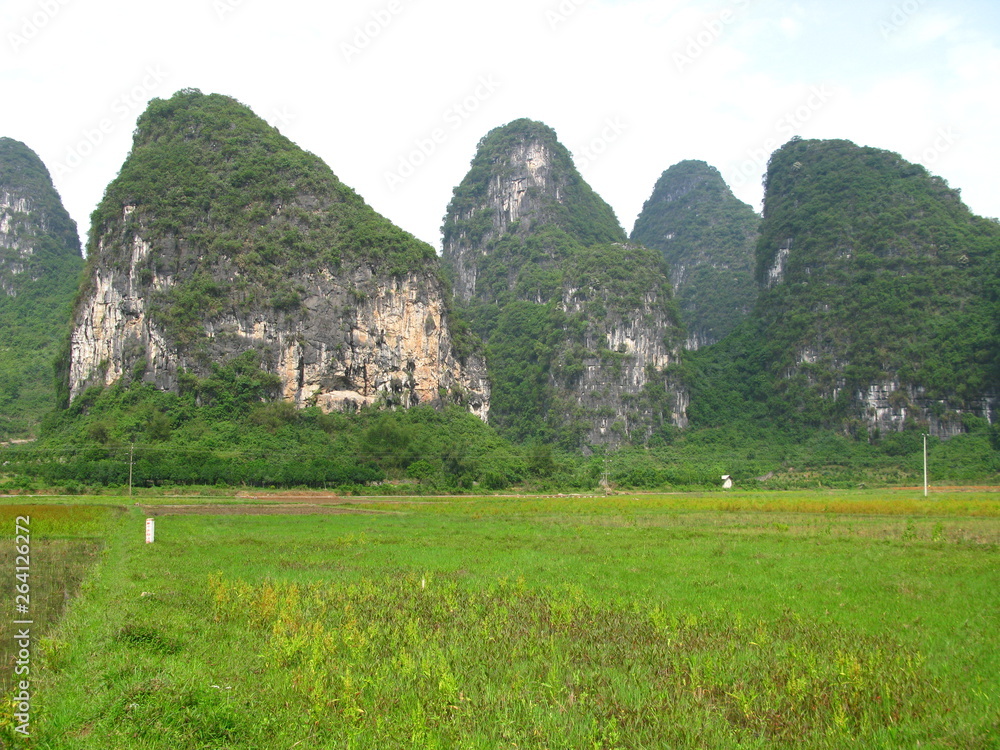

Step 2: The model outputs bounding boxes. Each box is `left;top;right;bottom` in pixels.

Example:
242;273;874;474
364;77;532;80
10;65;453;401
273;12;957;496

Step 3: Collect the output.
70;221;487;417
445;138;566;301
764;242;790;289
442;118;685;445
570;289;689;437
0;192;32;296
67;90;488;419
786;348;991;438
858;380;991;438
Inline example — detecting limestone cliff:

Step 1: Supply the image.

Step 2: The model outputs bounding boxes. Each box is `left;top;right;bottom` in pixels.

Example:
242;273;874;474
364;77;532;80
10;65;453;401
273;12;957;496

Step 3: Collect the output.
0;138;83;437
442;119;685;446
631;160;760;349
67;90;488;418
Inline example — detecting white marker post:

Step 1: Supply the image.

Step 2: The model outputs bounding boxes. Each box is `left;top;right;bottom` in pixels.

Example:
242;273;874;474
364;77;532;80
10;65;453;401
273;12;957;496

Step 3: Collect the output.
145;518;155;544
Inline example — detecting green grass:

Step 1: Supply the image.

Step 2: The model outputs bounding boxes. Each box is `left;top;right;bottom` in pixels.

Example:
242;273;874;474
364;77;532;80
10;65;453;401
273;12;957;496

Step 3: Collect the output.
1;491;998;747
0;505;120;723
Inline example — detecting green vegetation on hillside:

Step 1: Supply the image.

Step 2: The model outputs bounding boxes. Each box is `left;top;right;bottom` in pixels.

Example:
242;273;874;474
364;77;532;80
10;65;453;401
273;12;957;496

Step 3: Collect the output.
465;232;682;445
85;89;438;350
7;115;1000;488
690;138;1000;433
8;352;524;491
631;160;760;346
0;138;84;439
759;139;1000;400
6;357;999;493
441;120;682;447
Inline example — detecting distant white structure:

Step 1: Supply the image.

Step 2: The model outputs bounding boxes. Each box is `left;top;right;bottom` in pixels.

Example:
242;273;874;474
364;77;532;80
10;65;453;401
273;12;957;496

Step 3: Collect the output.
721;475;733;489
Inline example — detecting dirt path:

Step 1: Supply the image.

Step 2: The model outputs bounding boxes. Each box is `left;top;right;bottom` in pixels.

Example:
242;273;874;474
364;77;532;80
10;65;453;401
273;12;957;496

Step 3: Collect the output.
895;486;1000;492
140;503;391;516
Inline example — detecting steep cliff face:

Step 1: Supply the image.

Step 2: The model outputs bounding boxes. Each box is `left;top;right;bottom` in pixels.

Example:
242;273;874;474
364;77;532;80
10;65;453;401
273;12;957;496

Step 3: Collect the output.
443;120;626;300
752;138;1000;437
68;90;488;418
442;119;685;446
0;191;32;296
444;138;555;302
567;286;688;437
0;138;83;437
0;138;82;295
631;160;760;349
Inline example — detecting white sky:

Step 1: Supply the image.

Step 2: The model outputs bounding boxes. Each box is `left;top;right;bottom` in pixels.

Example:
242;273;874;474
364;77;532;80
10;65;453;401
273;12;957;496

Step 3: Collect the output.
2;0;999;252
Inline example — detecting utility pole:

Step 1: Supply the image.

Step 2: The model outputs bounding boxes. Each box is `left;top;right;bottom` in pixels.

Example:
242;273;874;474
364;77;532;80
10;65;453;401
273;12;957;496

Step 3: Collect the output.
129;442;134;499
923;433;928;498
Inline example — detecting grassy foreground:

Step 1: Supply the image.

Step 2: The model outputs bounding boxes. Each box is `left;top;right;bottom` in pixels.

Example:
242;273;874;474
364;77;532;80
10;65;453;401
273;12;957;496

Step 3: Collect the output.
1;490;998;748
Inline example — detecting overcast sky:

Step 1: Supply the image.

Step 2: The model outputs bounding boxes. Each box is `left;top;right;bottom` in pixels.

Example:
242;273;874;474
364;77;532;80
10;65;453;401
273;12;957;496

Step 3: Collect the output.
3;0;998;252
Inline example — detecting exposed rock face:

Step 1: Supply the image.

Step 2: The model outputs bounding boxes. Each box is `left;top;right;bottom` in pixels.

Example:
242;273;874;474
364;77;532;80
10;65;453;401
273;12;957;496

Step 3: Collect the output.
442;118;686;445
631;160;760;349
67;90;488;419
445;137;579;302
0;139;82;297
754;138;999;438
70;230;487;417
0;192;32;296
569;289;688;437
859;380;991;439
0;138;83;437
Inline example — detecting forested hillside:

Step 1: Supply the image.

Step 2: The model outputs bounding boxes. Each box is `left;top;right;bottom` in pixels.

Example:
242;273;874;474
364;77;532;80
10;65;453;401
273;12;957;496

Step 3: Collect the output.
441;119;686;447
689;138;1000;438
631;160;760;349
3;111;1000;491
66;89;487;417
0;138;84;439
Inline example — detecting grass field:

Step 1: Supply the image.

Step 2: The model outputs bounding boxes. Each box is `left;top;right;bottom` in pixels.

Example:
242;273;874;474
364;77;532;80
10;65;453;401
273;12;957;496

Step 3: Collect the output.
1;490;998;748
